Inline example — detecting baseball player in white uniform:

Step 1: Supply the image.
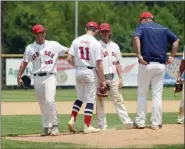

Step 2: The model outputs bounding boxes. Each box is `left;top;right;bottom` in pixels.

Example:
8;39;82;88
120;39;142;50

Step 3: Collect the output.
67;21;106;134
96;23;133;130
176;47;185;124
17;24;68;136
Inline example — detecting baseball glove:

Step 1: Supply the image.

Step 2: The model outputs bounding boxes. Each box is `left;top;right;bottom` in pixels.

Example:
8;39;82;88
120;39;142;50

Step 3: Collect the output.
96;84;110;97
21;75;31;89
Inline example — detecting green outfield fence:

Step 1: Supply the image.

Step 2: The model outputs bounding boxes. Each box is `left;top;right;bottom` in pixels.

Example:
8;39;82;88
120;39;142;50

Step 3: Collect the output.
1;53;183;89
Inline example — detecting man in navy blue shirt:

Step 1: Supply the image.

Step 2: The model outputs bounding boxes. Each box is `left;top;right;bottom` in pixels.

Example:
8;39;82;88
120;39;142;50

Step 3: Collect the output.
133;11;179;130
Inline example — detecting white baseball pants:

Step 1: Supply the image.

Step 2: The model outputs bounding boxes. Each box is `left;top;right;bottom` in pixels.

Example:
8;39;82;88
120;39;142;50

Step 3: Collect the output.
177;85;184;123
75;67;96;104
96;80;132;129
135;62;165;127
34;74;58;128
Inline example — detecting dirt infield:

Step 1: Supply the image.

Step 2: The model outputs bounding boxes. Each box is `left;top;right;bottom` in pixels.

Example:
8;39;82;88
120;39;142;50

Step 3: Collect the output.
1;100;181;115
3;100;184;147
5;124;184;148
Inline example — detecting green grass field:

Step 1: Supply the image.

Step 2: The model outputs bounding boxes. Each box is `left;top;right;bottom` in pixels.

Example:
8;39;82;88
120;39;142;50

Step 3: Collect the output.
1;87;182;102
2;113;184;149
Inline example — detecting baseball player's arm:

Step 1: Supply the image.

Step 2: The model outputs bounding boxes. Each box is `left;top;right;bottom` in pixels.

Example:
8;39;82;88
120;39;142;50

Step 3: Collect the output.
17;61;28;86
177;60;185;82
166;29;179;64
96;60;106;87
67;54;75;67
133;37;147;65
133;26;148;65
116;62;123;88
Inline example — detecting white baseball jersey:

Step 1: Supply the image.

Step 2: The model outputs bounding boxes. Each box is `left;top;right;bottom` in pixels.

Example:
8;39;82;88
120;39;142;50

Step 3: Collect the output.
99;40;122;74
69;34;102;67
23;40;68;74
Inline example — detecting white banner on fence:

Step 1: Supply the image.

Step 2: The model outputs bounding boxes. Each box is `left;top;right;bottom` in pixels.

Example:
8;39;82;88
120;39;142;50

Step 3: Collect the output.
6;59;75;86
6;58;139;86
6;57;182;86
120;57;139;86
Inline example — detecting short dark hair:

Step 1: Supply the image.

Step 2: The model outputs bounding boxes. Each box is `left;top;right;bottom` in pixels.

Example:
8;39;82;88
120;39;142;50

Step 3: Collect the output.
86;26;97;32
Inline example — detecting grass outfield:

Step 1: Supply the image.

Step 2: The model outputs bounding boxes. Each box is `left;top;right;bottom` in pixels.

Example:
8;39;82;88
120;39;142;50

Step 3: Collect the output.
2;113;184;149
1;113;180;136
2;87;182;102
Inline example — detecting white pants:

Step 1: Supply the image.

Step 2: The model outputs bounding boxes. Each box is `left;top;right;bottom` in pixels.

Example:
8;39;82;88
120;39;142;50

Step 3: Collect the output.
177;85;184;123
75;68;96;104
135;62;165;127
34;74;58;128
96;79;132;129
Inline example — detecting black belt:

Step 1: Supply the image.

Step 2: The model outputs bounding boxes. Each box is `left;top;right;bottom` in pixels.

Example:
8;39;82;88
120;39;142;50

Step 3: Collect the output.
143;59;165;64
87;66;94;69
105;73;114;80
34;72;53;77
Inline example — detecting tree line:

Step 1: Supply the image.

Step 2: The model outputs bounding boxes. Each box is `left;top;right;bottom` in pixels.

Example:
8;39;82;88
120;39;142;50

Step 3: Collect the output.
1;1;184;54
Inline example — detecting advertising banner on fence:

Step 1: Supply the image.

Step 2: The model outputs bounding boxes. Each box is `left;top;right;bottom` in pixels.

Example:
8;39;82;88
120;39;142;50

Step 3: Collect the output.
6;57;184;86
6;59;75;86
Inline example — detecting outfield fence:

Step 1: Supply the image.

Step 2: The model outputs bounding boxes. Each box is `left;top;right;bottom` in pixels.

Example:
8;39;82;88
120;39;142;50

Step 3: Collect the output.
1;53;184;89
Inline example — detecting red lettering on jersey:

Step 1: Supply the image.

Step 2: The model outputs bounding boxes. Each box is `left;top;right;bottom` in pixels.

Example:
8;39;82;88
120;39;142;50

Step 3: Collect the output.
45;51;55;58
79;47;85;60
112;52;116;57
79;47;90;60
32;52;39;60
50;53;55;58
104;51;108;57
45;60;53;65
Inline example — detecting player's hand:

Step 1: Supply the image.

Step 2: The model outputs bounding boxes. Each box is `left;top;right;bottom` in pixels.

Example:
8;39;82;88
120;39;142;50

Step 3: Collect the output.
138;55;148;65
118;78;123;88
17;78;23;86
100;81;107;89
166;56;174;64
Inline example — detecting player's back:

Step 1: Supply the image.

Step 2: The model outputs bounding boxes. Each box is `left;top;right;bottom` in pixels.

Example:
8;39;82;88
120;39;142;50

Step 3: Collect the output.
72;34;99;67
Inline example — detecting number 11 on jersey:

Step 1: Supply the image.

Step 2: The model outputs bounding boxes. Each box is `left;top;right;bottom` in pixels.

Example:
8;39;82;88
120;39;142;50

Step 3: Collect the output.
79;46;90;60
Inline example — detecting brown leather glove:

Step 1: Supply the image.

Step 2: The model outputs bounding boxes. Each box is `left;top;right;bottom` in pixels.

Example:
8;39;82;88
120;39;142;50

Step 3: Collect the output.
174;83;183;93
96;84;110;97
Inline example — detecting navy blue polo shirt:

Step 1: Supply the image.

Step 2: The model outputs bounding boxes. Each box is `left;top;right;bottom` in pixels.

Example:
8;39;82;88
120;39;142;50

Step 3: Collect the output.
134;22;178;63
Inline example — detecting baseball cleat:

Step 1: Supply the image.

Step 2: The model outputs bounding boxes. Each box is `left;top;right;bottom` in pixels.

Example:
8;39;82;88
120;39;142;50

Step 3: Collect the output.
176;119;184;124
151;124;162;130
133;122;145;129
40;128;51;136
84;124;101;134
68;117;76;133
124;122;134;129
50;125;59;136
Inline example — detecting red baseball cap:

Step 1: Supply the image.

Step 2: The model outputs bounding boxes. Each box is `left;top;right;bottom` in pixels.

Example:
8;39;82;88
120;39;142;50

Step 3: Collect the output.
86;21;98;29
140;11;154;20
99;23;111;31
32;24;47;33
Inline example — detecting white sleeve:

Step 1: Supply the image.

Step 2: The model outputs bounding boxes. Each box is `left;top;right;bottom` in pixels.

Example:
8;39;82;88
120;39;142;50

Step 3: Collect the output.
23;47;31;63
116;44;122;62
68;41;75;56
95;43;103;61
55;42;68;56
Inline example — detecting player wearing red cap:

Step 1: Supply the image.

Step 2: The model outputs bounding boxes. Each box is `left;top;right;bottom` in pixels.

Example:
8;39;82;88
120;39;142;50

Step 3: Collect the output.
17;24;68;136
96;23;133;130
133;12;179;130
67;21;106;134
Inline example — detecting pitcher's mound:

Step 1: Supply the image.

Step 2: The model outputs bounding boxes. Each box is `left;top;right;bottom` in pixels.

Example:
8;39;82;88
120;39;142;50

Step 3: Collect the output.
5;124;184;148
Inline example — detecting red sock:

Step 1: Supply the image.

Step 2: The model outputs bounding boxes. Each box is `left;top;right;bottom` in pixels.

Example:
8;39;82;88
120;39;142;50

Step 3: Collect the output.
71;111;78;121
84;115;92;127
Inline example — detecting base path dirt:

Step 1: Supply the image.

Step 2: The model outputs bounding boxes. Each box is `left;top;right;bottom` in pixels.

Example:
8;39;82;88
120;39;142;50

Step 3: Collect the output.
2;100;180;115
5;124;184;148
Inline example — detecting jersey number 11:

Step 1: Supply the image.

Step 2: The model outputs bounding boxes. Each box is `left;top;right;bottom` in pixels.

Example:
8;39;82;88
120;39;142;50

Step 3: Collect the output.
79;47;90;60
